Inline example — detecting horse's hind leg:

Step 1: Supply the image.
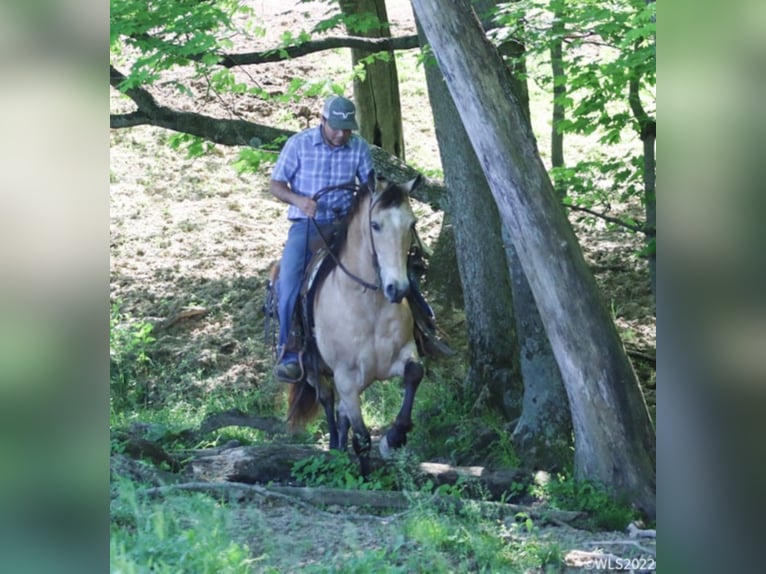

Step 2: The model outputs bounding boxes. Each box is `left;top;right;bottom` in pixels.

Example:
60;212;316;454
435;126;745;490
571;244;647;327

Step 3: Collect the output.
380;360;424;458
337;412;350;452
339;396;372;477
316;380;340;450
317;376;348;450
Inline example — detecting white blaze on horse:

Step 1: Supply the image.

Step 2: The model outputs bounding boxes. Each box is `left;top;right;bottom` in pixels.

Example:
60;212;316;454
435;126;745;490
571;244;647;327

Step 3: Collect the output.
282;174;425;476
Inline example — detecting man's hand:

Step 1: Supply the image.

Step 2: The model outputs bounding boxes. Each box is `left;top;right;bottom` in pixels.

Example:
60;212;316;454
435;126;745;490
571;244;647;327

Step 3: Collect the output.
269;179;317;218
294;195;317;218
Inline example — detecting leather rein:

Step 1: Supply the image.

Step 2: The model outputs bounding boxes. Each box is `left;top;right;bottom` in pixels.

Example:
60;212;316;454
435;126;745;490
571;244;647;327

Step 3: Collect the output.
309;182;381;291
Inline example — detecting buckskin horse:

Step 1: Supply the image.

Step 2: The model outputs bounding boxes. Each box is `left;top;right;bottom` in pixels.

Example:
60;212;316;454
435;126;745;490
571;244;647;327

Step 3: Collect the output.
272;174;425;476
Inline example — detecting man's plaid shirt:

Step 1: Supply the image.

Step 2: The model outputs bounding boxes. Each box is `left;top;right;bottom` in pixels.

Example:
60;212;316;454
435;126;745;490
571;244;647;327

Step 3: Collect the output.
271;125;374;223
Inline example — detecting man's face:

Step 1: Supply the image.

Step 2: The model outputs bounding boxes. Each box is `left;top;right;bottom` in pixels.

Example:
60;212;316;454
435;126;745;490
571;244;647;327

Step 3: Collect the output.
321;118;352;147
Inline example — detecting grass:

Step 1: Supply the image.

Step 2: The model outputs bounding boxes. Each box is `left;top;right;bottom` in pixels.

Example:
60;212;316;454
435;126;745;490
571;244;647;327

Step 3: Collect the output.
110;468;568;573
532;473;640;531
110;301;634;571
110;480;255;573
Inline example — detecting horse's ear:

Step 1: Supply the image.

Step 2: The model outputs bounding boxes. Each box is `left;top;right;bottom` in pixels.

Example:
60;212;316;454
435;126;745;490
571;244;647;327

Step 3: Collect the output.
404;174;423;194
367;170;376;193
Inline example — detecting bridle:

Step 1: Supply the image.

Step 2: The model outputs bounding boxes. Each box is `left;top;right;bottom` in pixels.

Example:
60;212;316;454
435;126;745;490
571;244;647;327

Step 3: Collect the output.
309;182;383;291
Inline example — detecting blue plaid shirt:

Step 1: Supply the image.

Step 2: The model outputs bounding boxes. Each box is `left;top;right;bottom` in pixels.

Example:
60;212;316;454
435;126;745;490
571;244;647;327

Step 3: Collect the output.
271;125;374;222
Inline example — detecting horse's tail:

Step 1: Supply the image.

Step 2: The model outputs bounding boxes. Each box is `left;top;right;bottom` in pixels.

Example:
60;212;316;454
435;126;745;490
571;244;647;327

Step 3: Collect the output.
286;380;321;430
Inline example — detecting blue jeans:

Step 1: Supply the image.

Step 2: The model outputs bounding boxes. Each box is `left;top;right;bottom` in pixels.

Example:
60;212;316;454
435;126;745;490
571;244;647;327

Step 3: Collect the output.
277;219;334;355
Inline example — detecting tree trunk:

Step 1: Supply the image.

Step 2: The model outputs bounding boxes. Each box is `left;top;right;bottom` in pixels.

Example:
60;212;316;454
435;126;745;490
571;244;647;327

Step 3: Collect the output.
627;2;657;303
475;0;573;468
472;0;530;122
339;0;406;159
411;0;655;519
643;134;656;299
550;3;566;196
505;236;573;471
629;84;656;304
417;19;523;418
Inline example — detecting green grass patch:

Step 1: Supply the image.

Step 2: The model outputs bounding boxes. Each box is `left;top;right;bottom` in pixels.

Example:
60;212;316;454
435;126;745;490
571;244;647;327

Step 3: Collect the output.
111;479;254;573
532;473;639;531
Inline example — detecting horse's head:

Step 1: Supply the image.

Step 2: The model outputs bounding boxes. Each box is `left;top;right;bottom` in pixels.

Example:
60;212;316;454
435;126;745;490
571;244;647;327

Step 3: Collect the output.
368;174;421;303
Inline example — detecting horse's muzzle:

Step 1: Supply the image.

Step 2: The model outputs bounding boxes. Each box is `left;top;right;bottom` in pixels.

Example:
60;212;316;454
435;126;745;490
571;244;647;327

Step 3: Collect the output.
384;282;410;304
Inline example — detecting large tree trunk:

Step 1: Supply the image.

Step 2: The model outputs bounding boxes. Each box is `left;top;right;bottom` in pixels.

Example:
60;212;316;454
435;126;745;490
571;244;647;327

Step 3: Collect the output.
339;0;406;159
475;0;572;469
411;0;655;519
416;20;522;418
418;7;572;460
505;237;573;471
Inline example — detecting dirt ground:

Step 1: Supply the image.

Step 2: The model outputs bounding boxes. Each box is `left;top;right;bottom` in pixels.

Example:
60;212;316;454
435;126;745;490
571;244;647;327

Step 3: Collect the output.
110;0;656;569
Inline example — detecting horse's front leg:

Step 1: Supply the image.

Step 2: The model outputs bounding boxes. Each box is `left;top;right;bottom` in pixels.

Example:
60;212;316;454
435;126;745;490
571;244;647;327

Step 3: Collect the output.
380;360;423;458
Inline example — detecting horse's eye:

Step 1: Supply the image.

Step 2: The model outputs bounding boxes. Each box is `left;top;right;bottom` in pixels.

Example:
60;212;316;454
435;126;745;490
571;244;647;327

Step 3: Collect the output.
371;221;381;232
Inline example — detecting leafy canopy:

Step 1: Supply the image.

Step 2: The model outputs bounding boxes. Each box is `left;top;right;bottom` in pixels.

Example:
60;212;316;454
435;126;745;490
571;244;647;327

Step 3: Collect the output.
110;0;249;90
494;0;655;231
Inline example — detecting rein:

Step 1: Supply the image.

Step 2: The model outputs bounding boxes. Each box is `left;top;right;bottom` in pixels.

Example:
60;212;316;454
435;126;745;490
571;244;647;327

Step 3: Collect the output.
310;183;381;291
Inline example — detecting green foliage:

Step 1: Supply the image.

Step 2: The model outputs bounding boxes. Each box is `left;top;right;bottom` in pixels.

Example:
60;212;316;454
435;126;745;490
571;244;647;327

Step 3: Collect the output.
291;451;396;491
110;479;253;573
494;0;655;235
351;51;393;83
168;133;217;159
110;302;156;409
402;508;563;572
110;0;247;89
532;474;639;530
410;367;520;468
308;1;389;36
232;147;279;175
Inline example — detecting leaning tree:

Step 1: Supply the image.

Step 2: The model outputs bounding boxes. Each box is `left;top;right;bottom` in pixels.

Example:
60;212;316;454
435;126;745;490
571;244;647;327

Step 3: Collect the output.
411;0;655;519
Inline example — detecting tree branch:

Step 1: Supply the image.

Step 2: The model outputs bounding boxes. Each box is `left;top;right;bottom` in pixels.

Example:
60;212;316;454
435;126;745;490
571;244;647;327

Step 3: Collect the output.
110;64;294;146
110;65;446;209
218;34;421;67
565;203;647;234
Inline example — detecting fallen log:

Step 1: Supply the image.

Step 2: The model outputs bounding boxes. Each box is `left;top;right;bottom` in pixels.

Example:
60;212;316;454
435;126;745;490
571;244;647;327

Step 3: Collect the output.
185;443;532;501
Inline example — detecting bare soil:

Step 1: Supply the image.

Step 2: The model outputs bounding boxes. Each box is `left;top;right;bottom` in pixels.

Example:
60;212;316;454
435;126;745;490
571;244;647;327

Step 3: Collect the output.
110;1;656;569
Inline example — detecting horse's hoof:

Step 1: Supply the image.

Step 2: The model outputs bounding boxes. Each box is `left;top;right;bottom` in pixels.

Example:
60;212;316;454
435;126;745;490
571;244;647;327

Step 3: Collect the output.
379;435;391;459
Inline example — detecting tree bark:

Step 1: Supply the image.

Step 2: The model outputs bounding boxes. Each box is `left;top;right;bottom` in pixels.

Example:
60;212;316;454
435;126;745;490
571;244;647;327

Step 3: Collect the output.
339;0;406;159
411;0;655;519
475;0;573;467
417;18;523;418
505;237;573;471
420;3;572;461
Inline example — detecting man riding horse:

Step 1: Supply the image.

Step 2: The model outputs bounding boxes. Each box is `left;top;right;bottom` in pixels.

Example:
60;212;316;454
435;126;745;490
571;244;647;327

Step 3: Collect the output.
268;96;447;383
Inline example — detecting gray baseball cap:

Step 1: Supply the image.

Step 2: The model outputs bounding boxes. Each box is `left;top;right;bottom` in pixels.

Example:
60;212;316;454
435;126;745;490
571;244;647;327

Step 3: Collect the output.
322;96;359;130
